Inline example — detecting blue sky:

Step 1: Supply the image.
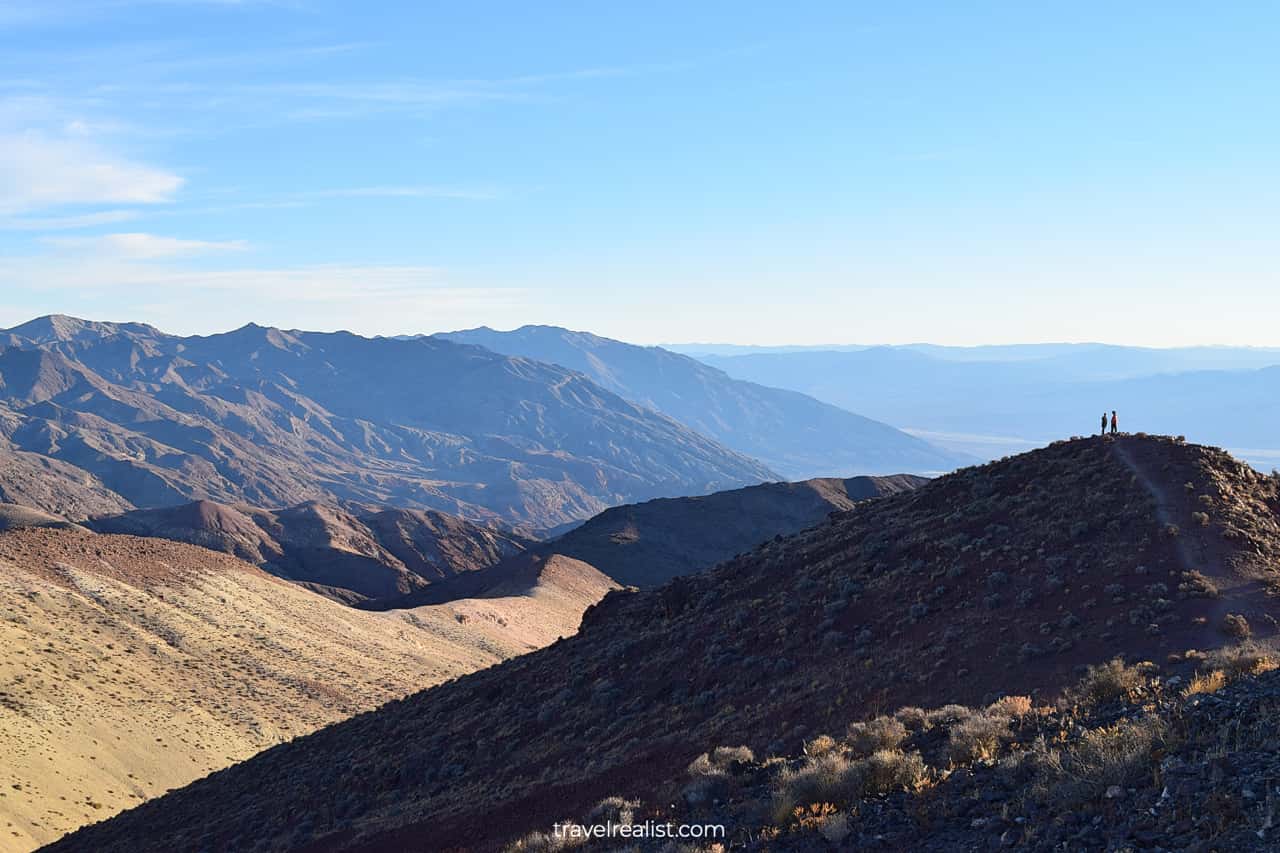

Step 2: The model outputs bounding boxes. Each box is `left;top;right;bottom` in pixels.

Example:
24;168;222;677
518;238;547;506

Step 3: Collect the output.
1;1;1277;345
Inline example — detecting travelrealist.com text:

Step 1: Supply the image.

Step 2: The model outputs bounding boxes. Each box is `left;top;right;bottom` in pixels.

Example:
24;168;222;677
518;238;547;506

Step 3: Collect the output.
552;820;727;840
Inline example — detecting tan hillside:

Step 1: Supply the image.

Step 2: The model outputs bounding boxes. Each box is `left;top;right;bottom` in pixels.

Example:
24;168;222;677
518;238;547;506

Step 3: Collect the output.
43;435;1280;852
0;528;616;852
0;505;85;533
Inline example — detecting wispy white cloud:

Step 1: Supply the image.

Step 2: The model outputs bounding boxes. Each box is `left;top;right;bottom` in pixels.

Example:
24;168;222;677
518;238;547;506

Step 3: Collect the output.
0;245;527;336
42;231;248;259
0;209;140;230
0;130;183;214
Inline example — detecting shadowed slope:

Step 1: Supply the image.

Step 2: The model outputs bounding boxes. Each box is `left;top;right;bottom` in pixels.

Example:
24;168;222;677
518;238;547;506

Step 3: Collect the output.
86;500;532;602
538;473;928;587
358;474;926;609
43;436;1280;852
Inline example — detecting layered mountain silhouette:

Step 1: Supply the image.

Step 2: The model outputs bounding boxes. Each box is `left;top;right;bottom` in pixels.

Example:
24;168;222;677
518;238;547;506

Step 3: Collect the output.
0;524;616;850
0;316;774;530
696;344;1280;463
86;500;530;602
46;435;1280;852
437;325;966;478
359;474;926;609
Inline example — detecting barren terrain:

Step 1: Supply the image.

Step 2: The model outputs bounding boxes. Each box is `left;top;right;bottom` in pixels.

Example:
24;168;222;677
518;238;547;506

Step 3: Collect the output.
0;528;614;852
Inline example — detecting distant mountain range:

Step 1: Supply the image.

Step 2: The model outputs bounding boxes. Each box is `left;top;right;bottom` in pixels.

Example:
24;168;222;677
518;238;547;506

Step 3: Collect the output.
437;325;966;478
692;343;1280;464
0;315;777;529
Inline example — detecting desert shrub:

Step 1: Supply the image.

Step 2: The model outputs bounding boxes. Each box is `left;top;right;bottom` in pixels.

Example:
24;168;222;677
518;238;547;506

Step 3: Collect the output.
986;695;1033;719
1073;657;1144;705
772;749;927;823
863;749;927;793
1221;613;1252;639
684;745;755;805
1177;570;1220;599
687;745;754;775
925;704;973;727
1033;717;1165;807
587;796;639;826
1206;643;1278;678
948;713;1010;763
772;752;859;822
845;716;907;756
1191;511;1210;527
804;734;839;757
893;706;929;731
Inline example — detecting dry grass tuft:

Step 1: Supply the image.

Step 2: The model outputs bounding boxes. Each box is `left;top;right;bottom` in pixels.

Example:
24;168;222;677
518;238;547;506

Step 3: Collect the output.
1182;670;1226;696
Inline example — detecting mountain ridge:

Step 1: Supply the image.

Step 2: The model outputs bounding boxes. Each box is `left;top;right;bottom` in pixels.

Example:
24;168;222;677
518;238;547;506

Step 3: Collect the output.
43;434;1280;852
437;325;966;478
0;316;775;529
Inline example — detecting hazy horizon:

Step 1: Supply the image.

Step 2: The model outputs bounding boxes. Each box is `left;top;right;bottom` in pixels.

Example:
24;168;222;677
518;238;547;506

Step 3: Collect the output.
11;313;1280;353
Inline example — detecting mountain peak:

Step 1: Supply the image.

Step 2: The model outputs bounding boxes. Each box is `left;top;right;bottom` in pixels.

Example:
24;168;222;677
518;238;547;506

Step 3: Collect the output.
2;314;162;346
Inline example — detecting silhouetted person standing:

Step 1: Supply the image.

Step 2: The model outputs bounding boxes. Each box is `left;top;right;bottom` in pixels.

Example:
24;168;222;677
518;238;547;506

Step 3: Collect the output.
1101;412;1107;437
1110;411;1118;435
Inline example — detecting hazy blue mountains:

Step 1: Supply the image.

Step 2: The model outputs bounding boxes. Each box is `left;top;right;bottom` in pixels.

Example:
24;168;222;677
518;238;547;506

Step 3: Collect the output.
437;325;966;478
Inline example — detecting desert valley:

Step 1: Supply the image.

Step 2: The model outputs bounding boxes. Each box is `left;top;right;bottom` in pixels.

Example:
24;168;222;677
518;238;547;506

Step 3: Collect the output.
0;315;1278;852
5;4;1280;850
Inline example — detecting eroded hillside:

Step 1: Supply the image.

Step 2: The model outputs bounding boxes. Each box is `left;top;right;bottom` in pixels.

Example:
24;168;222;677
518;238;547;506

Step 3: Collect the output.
87;500;531;602
0;316;775;530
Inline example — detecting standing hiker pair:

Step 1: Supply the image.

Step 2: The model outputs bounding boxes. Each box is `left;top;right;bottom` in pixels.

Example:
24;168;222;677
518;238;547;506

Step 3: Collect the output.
1100;411;1118;436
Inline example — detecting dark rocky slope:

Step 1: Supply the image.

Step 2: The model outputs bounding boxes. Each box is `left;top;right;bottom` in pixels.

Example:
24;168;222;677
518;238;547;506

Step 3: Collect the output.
537;473;927;587
43;435;1280;852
